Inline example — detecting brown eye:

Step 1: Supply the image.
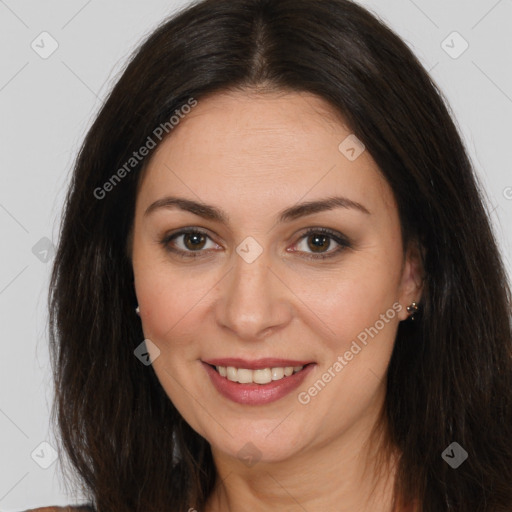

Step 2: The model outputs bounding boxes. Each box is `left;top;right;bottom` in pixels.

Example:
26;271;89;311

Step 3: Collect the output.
160;227;350;261
307;233;332;253
160;228;218;258
182;232;207;251
292;227;351;260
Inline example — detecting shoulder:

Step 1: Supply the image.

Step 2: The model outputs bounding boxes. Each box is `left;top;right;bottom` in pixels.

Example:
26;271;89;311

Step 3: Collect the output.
24;509;62;512
24;507;94;512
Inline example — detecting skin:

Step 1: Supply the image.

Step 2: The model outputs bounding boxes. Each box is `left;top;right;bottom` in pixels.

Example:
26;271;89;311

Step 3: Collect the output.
131;89;423;512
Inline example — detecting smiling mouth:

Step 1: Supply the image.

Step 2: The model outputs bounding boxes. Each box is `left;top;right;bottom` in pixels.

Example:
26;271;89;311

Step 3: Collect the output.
209;364;310;385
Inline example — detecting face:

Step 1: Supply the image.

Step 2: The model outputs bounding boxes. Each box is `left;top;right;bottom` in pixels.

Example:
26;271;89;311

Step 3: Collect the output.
131;90;422;465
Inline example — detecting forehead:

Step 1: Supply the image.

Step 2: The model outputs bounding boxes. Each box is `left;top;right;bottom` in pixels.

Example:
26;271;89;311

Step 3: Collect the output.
137;90;396;220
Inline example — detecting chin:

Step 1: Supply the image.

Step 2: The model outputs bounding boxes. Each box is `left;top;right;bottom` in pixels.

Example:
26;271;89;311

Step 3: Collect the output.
204;419;310;466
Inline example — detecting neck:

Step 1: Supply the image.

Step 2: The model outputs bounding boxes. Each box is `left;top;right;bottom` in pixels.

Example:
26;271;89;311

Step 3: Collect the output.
205;401;399;512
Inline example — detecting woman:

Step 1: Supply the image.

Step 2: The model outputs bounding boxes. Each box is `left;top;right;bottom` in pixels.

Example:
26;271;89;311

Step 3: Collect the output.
28;0;512;510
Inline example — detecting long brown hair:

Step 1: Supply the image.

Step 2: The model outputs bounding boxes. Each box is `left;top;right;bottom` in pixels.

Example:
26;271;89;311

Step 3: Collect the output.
49;0;512;510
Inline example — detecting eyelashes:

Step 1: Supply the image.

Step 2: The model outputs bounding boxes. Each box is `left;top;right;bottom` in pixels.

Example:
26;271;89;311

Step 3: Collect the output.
159;226;352;261
288;227;351;259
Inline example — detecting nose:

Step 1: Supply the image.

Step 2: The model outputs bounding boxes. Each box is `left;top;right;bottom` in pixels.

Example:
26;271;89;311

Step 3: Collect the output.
215;247;293;341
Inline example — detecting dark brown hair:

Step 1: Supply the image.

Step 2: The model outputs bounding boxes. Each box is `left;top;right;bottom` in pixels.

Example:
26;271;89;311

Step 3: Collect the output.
49;0;512;510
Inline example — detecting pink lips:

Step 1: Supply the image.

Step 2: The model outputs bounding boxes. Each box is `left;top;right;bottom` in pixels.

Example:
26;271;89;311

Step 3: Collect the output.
202;359;315;406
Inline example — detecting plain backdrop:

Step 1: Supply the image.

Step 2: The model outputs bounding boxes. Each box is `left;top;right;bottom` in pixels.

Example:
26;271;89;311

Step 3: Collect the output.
1;0;511;510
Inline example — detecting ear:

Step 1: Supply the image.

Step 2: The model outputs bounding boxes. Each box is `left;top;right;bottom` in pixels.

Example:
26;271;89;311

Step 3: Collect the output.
397;239;425;321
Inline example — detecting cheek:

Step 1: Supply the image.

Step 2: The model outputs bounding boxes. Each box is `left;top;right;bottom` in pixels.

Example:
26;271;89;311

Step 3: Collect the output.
132;238;199;343
295;267;401;426
294;251;402;350
135;267;205;344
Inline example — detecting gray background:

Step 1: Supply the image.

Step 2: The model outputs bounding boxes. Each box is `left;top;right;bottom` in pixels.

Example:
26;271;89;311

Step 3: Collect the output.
1;0;511;509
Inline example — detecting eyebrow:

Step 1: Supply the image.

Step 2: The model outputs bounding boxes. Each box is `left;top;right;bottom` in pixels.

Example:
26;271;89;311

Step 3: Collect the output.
144;195;370;223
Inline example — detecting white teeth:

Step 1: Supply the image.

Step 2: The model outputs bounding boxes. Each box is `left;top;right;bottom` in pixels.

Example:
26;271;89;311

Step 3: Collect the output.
253;368;272;384
284;366;294;377
227;366;237;381
215;365;304;384
237;368;253;384
271;367;284;380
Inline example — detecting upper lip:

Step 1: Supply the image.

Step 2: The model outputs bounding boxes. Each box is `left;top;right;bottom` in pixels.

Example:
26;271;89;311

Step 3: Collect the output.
203;358;314;370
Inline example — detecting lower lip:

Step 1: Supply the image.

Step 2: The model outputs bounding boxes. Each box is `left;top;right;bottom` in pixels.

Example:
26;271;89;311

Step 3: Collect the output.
202;362;315;405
